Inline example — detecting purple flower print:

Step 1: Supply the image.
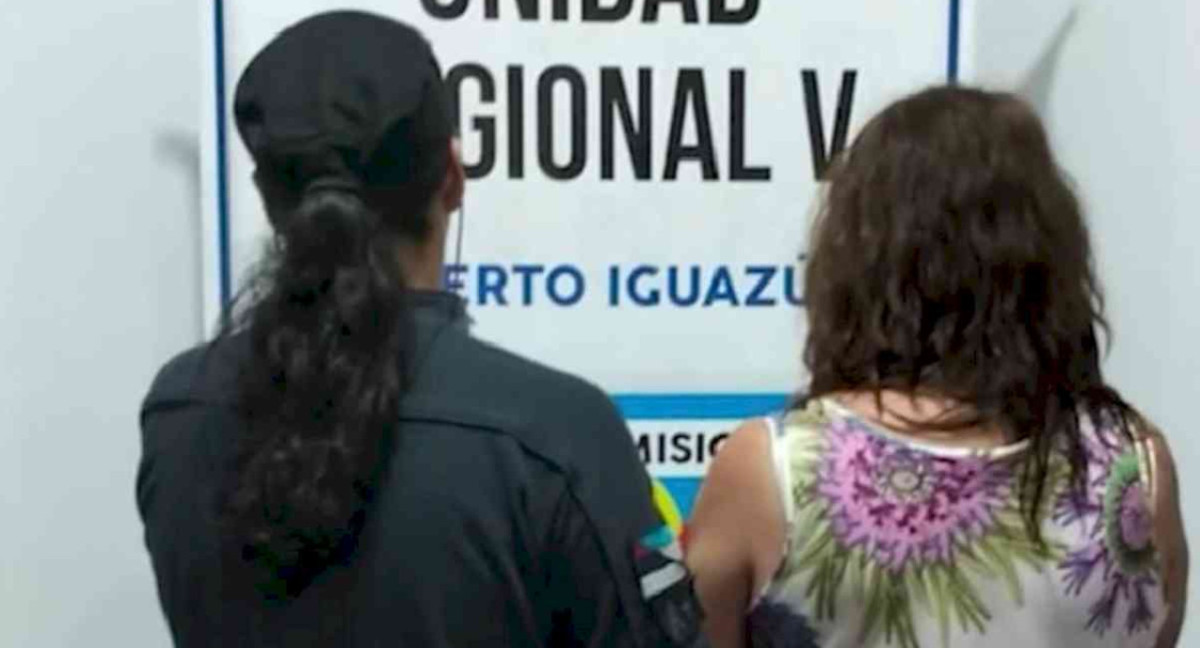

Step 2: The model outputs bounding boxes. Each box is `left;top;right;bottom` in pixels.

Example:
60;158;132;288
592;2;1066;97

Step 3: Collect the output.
1057;428;1159;638
816;418;1013;571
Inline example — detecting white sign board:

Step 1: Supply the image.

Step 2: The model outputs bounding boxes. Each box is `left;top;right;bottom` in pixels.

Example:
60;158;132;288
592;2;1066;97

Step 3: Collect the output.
202;0;963;517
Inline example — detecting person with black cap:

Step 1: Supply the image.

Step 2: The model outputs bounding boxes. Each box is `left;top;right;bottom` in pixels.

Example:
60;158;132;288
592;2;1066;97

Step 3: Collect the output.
136;11;704;648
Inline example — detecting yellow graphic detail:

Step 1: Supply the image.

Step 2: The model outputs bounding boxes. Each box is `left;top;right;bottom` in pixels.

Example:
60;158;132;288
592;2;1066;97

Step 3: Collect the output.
651;479;684;536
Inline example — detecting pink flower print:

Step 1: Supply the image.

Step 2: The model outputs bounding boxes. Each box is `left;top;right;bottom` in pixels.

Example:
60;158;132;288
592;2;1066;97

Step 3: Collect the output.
817;418;1013;571
1119;484;1152;552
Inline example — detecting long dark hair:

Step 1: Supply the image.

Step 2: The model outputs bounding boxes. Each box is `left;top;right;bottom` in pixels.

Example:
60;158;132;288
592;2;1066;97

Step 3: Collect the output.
218;13;454;597
803;86;1136;541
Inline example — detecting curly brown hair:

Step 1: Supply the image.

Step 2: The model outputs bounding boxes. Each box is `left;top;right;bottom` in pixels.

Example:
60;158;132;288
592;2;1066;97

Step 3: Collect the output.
803;86;1136;540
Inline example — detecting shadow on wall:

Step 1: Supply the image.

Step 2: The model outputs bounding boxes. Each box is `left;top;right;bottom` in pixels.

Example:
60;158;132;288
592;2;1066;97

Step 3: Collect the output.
1018;7;1080;113
152;129;205;339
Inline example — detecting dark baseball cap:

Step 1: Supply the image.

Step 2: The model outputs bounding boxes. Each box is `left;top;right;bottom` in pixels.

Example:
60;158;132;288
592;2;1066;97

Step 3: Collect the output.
233;11;455;188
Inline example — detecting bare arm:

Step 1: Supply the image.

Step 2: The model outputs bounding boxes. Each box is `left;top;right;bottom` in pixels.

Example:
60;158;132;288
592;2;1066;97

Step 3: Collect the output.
685;421;788;648
1147;430;1189;648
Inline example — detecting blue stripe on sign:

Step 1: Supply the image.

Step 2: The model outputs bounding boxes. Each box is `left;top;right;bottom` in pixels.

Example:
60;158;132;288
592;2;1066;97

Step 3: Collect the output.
612;394;791;420
947;0;962;83
214;0;232;312
659;477;703;517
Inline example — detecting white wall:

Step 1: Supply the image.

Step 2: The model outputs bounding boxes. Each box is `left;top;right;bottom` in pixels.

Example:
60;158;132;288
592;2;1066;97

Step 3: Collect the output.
0;1;1195;646
973;0;1199;643
0;2;200;646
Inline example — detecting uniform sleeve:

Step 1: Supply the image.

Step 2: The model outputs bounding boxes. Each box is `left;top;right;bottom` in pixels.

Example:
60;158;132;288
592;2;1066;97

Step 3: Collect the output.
540;387;708;648
137;387;232;647
540;487;637;646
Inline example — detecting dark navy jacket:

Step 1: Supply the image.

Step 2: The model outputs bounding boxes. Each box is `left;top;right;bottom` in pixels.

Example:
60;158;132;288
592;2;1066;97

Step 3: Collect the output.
137;292;703;647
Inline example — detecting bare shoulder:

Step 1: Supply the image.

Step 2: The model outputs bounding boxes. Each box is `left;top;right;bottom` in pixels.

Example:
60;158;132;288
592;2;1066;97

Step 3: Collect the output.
1126;416;1181;504
687;418;788;648
1125;416;1189;648
690;420;772;534
710;420;773;482
692;417;789;578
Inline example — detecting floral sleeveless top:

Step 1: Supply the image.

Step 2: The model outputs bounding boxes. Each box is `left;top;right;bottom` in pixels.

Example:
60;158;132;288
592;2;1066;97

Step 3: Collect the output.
750;397;1165;648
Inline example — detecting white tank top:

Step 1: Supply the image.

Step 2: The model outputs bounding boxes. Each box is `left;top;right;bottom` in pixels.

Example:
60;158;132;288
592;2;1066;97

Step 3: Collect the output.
751;397;1164;648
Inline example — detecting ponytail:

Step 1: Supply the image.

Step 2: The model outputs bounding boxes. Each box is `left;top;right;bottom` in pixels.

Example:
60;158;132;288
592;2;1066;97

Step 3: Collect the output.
221;10;457;598
223;184;411;597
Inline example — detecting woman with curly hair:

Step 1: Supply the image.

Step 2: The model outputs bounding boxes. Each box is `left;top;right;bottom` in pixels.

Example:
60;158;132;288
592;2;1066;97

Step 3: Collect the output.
686;86;1188;648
